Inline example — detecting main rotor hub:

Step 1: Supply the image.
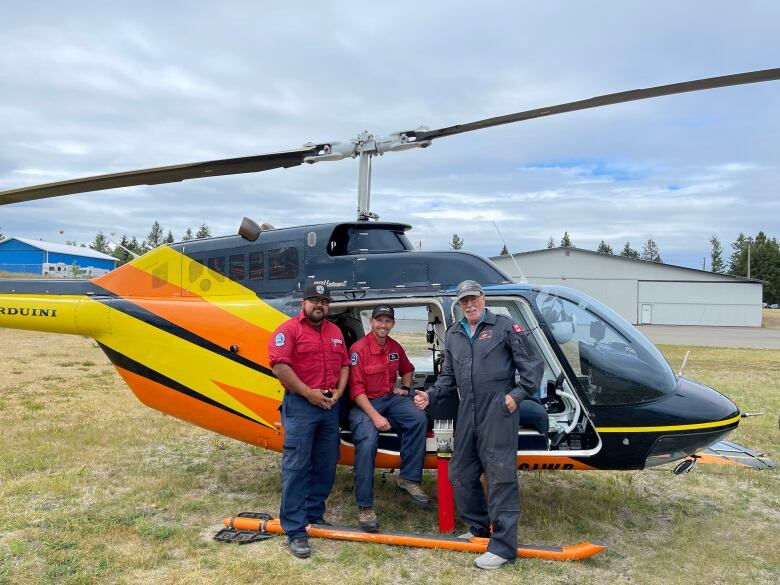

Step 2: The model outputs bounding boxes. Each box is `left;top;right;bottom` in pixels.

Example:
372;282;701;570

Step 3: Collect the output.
303;127;431;220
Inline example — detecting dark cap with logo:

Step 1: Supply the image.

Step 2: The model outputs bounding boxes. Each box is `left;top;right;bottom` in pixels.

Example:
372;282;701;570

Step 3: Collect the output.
371;305;395;319
303;283;332;301
455;279;484;303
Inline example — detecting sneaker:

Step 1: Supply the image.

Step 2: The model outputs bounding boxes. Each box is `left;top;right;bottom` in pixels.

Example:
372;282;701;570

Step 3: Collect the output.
288;537;311;559
396;478;431;506
358;506;379;532
474;551;512;570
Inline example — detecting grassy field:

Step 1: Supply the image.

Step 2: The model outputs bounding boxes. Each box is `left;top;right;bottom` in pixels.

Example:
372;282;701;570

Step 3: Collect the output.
763;308;780;329
1;330;778;585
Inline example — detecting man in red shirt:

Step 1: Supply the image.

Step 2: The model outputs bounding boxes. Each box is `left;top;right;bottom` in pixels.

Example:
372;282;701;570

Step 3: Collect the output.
268;283;350;559
349;305;430;532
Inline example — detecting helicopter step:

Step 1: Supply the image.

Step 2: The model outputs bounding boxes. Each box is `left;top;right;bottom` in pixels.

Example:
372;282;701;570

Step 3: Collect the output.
217;512;608;561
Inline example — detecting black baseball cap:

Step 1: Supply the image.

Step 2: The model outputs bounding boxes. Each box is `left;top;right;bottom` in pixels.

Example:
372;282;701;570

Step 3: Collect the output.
371;305;395;319
303;283;332;301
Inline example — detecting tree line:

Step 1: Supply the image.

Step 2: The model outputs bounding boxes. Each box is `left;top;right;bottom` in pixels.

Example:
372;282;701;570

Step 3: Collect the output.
83;222;213;265
471;228;778;304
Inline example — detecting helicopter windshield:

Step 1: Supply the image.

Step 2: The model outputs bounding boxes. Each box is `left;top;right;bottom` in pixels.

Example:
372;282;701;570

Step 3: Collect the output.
536;287;677;405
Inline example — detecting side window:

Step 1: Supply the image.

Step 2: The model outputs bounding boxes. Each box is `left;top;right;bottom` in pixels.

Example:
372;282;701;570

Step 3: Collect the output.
268;247;299;280
229;254;245;281
248;251;264;280
207;256;225;276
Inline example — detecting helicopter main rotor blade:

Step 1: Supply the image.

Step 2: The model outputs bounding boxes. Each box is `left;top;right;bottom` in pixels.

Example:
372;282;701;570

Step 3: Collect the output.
410;68;780;142
0;145;323;206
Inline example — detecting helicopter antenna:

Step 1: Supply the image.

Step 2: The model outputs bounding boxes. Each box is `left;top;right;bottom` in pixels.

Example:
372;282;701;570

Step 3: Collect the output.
678;350;690;376
493;221;528;283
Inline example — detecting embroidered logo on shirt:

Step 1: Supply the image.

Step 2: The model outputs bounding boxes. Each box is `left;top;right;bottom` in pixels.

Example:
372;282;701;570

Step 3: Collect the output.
274;333;286;347
332;338;343;345
351;352;359;366
478;330;493;340
512;323;523;333
388;353;399;361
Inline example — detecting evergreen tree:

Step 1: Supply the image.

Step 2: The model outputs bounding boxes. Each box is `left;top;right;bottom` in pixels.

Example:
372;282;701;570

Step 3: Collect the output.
641;238;662;263
195;224;212;239
165;230;175;244
596;240;613;254
147;221;165;249
546;237;555;249
90;231;110;254
182;228;194;241
729;233;747;275
560;231;573;248
65;240;79;247
500;244;509;256
69;262;83;278
450;234;464;250
709;235;725;273
620;241;640;259
112;235;134;265
129;235;142;254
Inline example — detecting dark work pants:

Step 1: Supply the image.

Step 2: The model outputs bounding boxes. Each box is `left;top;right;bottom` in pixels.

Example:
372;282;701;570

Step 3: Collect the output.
349;393;428;508
449;393;520;560
280;392;340;540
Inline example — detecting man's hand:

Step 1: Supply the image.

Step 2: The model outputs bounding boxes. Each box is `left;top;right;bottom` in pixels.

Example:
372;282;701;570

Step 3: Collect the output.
372;414;391;431
307;388;337;409
414;392;430;410
504;394;517;413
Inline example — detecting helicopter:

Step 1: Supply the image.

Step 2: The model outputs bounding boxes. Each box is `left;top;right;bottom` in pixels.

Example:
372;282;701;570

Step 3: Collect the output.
1;68;777;488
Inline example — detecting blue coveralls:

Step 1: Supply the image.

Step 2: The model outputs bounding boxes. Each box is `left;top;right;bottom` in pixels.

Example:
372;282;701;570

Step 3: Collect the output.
426;309;545;560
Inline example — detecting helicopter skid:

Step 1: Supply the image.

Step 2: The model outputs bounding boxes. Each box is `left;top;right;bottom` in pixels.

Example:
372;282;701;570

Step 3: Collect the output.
219;513;607;561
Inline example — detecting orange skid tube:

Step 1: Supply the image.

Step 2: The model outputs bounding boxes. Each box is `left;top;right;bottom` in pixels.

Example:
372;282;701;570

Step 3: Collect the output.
224;516;607;561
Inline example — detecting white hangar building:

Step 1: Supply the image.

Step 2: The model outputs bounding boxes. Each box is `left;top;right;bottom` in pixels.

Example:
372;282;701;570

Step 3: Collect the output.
490;247;763;327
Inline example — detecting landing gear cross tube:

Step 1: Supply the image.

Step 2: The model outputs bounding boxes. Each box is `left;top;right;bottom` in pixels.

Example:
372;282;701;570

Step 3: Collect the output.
222;514;607;561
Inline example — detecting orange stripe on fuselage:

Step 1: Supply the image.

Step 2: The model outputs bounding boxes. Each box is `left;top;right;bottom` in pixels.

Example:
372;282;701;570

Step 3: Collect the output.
116;365;284;450
96;264;272;366
213;380;281;428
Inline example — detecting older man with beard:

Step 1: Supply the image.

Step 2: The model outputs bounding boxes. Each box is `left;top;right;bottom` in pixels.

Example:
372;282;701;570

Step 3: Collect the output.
268;283;350;559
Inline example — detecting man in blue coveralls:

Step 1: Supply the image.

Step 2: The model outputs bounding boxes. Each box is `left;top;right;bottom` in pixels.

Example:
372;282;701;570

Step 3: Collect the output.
415;280;544;570
268;283;350;559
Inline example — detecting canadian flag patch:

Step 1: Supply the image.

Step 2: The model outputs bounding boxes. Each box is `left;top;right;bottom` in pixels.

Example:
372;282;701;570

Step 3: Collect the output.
512;323;523;333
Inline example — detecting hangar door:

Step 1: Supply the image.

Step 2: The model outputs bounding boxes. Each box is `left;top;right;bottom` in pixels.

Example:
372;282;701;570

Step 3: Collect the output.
637;281;761;326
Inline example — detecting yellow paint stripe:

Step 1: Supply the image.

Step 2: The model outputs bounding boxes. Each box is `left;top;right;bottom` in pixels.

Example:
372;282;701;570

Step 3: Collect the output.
596;414;741;433
90;299;283;425
129;246;289;330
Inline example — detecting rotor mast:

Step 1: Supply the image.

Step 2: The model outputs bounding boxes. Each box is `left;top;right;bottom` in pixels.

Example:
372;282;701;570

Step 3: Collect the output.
303;128;431;220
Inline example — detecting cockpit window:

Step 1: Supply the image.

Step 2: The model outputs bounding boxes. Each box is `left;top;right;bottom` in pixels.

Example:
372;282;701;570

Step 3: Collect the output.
536;288;677;405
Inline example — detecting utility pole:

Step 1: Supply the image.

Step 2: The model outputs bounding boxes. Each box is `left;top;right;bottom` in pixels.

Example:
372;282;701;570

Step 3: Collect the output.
747;237;752;278
702;257;706;270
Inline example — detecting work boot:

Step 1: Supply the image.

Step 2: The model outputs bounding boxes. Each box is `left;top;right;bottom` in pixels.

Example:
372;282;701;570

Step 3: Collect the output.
288;537;311;559
310;517;333;527
358;506;379;532
474;551;513;570
396;477;431;506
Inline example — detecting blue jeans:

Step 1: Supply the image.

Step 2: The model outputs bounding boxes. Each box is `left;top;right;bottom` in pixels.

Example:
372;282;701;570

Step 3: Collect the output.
349;393;428;507
280;392;340;540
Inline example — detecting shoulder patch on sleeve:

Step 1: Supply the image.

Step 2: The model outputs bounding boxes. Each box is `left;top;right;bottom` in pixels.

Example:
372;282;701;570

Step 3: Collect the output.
351;352;359;366
274;332;286;347
512;323;523;333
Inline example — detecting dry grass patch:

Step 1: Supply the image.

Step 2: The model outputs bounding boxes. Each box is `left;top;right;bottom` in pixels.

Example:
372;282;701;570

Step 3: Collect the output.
763;308;780;329
0;329;778;584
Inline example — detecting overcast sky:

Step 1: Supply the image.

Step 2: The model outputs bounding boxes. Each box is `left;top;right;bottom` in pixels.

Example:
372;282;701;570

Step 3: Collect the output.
1;2;779;269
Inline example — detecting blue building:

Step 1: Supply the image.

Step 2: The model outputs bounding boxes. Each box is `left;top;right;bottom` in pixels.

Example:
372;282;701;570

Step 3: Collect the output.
0;237;117;277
